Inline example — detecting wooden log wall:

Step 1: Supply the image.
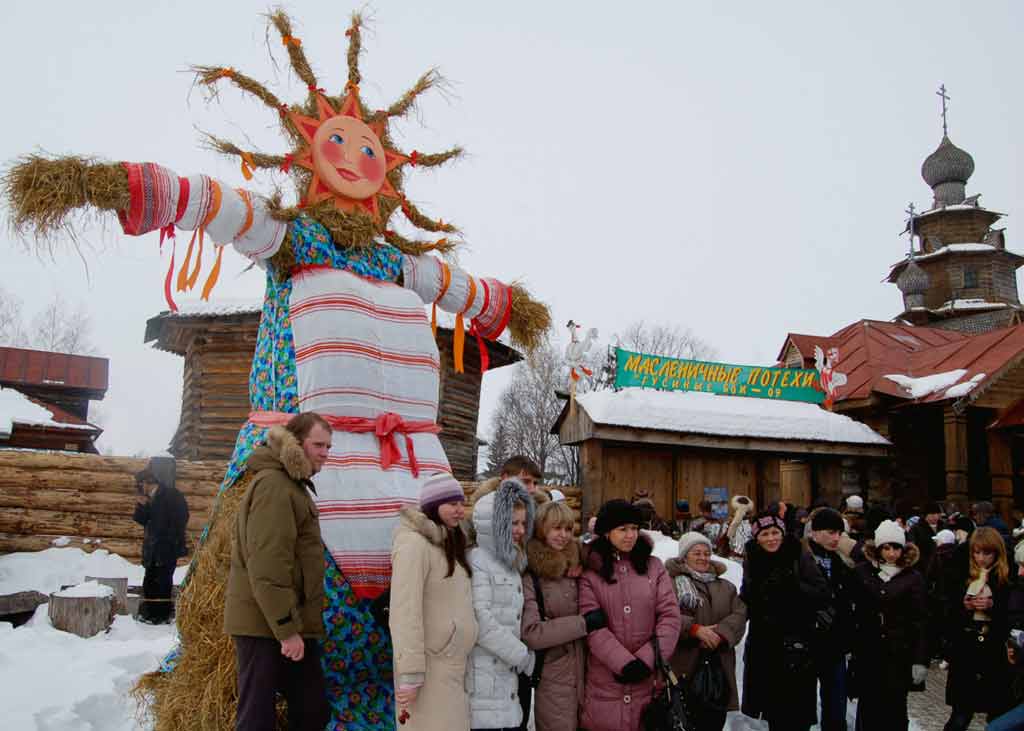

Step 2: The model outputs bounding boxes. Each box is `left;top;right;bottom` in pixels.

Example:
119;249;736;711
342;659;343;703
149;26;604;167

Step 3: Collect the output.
170;318;257;461
0;451;224;561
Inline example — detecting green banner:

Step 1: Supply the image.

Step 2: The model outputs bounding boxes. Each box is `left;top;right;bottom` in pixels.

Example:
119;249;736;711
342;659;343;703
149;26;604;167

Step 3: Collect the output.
614;347;824;403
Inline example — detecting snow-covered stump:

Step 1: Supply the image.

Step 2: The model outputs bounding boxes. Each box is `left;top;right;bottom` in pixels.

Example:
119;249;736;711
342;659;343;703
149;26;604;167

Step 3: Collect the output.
48;581;115;638
85;576;129;615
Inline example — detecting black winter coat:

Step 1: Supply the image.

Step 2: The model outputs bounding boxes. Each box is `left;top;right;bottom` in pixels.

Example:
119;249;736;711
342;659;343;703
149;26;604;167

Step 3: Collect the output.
740;535;829;725
804;537;858;659
132;485;189;568
908;519;938;574
943;549;1011;712
851;542;928;695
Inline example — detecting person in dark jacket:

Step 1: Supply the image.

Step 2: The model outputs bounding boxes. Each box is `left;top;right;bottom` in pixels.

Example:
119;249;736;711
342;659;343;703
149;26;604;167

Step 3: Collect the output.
806;508;856;731
972;501;1015;557
1008;541;1024;631
908;502;943;573
942;525;1012;730
132;456;189;624
740;511;829;731
927;529;957;661
223;414;332;731
850;520;928;731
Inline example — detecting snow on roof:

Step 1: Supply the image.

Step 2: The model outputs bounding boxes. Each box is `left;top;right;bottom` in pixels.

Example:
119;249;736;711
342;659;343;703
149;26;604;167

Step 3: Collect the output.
917;204;1005;218
944;373;986;399
575;389;889;446
884;369;967;399
0;387;95;438
932;299;1010;313
163;299;263;318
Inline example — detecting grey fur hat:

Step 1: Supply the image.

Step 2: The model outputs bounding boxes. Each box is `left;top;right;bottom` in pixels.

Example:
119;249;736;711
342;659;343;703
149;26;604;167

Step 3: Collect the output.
473;477;535;572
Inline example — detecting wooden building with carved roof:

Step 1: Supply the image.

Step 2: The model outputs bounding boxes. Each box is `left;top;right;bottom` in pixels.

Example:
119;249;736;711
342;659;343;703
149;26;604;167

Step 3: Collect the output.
144;301;519;480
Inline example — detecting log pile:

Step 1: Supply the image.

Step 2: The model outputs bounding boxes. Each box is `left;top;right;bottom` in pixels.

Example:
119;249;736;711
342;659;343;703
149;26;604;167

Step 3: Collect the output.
0;451;224;561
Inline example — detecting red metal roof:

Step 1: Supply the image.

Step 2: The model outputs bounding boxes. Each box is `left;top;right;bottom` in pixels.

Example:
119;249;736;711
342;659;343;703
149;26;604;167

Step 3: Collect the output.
0;347;108;397
776;333;840;364
774;320;1024;406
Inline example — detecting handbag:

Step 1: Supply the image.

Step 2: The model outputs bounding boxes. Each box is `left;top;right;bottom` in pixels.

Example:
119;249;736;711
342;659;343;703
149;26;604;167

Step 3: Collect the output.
689;649;729;713
640;636;690;731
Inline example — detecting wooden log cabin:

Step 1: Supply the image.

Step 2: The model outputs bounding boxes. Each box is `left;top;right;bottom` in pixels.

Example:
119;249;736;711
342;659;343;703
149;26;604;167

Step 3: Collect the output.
144;302;520;480
554;389;891;524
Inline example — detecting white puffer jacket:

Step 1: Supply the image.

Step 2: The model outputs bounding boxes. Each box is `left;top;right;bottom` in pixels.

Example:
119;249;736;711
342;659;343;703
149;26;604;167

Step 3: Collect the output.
466;479;536;730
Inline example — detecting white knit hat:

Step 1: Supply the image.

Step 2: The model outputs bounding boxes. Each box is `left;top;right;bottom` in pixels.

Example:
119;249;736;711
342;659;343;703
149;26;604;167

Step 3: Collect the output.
934;529;955;546
845;495;864;513
677;531;713;561
1014;539;1024;567
549;489;566;503
874;519;906;548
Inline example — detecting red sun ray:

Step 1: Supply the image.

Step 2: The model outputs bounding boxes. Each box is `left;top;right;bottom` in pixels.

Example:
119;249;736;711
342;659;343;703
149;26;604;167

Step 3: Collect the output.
384;150;409;173
315;94;336;121
338;91;363;120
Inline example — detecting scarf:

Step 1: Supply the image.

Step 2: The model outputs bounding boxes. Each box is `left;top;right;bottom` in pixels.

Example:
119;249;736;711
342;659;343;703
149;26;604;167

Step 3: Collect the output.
968;568;992;621
675;569;718;610
878;563;902;583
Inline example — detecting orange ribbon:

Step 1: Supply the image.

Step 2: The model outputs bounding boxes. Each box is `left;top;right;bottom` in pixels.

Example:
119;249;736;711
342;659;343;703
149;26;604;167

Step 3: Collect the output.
453;277;477;374
281;35;302;47
240;152;256;181
216;67;236;80
201;245;225;301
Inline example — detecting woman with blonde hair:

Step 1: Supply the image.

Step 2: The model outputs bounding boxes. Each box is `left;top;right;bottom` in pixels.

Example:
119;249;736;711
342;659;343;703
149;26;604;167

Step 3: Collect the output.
522;501;607;731
942;525;1012;730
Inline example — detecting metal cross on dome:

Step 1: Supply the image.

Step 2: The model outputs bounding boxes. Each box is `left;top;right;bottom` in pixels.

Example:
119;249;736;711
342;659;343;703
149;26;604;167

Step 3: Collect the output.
905;202;917;256
937;83;951;137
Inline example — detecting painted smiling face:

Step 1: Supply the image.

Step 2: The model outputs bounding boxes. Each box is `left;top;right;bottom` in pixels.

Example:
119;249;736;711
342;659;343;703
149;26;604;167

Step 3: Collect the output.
312;116;387;200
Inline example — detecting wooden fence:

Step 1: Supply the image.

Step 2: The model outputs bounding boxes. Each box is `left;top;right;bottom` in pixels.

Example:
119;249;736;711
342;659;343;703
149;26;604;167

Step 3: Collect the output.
0;449;583;561
0;451;224;561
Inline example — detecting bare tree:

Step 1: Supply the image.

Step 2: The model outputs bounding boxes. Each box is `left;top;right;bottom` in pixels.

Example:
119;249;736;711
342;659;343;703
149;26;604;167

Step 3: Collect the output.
30;294;96;355
594;320;716;390
0;287;28;347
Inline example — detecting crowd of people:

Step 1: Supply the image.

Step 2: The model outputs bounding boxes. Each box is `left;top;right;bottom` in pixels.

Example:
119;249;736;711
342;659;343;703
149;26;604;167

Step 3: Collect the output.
223;412;1024;731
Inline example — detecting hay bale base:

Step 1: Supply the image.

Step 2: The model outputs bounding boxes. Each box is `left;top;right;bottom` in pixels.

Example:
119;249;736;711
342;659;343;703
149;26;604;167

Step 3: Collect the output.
133;473;251;731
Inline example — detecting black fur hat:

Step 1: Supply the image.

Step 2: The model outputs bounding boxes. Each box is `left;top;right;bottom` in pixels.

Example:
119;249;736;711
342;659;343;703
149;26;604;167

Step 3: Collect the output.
595;499;643;536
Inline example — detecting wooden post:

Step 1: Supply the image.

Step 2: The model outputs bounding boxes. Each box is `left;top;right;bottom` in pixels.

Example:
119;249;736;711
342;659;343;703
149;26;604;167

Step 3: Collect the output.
944;405;969;509
85;576;129;615
989;429;1014;522
48;592;113;638
580;439;604;524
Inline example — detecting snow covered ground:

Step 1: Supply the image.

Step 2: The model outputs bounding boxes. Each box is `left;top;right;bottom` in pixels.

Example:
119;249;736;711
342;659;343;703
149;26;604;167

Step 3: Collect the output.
0;547;186;596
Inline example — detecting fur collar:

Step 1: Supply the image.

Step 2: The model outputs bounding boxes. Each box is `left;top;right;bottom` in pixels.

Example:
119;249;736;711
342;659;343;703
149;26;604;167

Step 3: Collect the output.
397;506;446;546
664;556;727;580
266;425;314;481
526;537;581;580
862;540;921;569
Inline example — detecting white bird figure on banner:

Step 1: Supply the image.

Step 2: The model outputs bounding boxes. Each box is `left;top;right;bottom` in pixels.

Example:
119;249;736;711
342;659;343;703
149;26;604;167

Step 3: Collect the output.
566;320;598;383
814;345;848;410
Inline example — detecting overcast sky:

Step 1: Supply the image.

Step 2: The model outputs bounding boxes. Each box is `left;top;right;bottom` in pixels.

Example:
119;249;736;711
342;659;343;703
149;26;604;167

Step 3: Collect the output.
3;1;1022;455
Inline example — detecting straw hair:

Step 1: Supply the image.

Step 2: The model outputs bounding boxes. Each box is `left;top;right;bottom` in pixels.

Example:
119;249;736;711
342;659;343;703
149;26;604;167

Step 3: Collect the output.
534;500;575;539
509;283;552;353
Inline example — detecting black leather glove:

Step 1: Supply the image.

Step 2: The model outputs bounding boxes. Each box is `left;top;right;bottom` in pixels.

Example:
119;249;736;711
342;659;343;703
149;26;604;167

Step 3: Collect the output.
583;609;607;634
613;658;651;684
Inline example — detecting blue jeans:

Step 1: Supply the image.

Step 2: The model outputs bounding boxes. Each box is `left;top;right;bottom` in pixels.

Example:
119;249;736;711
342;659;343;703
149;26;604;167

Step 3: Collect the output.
818;655;848;731
990;704;1024;731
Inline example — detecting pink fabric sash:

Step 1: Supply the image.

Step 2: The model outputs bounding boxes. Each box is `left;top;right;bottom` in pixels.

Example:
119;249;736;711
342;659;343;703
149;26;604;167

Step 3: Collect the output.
248;410;441;477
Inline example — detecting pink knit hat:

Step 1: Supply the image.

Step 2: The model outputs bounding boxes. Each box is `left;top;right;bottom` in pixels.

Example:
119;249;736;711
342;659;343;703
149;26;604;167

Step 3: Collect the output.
420;472;465;514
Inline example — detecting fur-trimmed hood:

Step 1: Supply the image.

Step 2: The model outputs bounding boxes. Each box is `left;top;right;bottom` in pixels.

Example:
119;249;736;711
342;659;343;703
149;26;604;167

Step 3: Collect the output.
395;505;446;547
471;475;549;506
246;425;314;482
526;536;581;580
664;556;727;580
862;540;921;569
472;478;535;572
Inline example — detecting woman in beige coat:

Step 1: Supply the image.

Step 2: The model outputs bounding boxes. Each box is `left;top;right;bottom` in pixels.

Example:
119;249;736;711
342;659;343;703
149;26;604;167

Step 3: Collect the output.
522;502;607;731
390;473;479;731
666;532;746;731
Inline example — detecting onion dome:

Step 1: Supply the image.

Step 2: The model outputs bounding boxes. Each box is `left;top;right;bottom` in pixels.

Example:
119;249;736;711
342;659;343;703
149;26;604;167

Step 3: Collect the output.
921;136;975;206
897;258;929;296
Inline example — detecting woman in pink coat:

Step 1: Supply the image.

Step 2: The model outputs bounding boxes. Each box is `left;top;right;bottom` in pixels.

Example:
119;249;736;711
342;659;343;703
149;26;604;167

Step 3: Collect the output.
578;499;682;731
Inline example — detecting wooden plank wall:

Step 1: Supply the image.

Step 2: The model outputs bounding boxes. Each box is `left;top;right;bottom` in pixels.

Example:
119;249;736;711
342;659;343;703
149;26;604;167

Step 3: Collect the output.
0;451;224;561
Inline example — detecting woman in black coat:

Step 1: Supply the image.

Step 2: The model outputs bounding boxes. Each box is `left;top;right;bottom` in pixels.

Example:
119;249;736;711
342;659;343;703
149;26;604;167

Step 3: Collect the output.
851;520;928;731
740;512;829;731
942;526;1012;730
